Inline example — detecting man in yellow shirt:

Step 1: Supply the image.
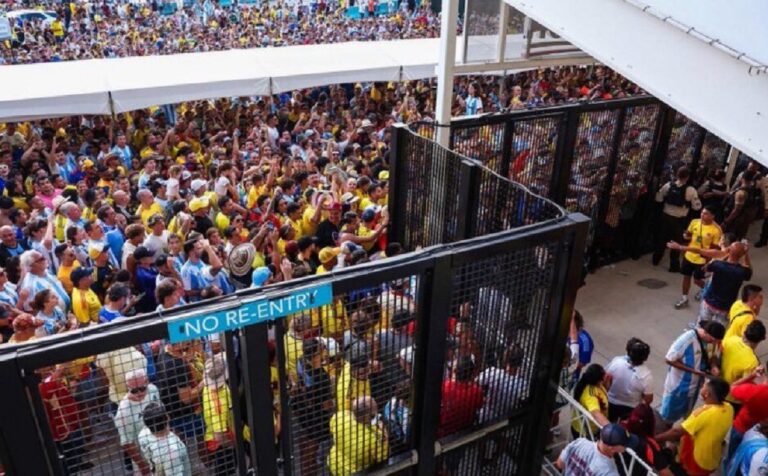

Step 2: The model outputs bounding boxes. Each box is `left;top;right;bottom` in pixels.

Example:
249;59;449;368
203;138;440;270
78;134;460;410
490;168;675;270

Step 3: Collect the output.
676;207;722;309
336;353;372;412
329;396;388;476
136;189;164;227
55;244;80;294
721;320;765;407
656;378;734;475
725;284;763;340
70;267;101;326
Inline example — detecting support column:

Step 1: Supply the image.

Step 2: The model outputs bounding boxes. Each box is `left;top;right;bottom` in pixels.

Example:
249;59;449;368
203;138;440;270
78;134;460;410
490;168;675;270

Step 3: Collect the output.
435;0;459;148
725;146;741;187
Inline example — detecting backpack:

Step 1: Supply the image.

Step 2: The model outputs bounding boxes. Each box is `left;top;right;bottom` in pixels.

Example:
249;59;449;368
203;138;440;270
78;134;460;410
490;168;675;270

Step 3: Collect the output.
664;182;689;207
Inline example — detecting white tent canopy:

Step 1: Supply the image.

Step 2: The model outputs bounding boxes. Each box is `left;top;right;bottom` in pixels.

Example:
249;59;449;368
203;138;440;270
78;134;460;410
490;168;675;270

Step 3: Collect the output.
0;34;590;123
0;39;440;122
506;0;768;165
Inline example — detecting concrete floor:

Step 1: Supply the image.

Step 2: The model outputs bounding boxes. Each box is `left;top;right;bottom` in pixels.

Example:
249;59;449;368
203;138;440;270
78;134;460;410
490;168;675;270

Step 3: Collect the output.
576;223;768;403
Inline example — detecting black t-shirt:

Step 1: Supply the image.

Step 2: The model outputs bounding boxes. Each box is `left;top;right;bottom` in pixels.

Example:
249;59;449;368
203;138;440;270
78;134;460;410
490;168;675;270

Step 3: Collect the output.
315;220;339;249
155;352;194;420
194;215;215;235
704;260;752;310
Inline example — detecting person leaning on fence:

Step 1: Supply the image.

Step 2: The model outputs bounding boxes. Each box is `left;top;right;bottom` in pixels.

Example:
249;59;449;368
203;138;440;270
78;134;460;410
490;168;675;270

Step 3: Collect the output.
138;401;192;476
656;377;734;476
619;404;675;476
114;368;160;476
571;363;611;440
556;423;632;476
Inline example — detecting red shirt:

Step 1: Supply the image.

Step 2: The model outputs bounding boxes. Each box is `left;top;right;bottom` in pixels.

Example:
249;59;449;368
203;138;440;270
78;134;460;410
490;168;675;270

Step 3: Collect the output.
732;383;768;433
39;377;81;442
438;380;484;438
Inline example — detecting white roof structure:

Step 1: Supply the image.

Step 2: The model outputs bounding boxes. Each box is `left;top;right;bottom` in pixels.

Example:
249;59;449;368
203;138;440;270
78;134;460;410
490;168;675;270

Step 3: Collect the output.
0;33;591;123
0;39;437;122
506;0;768;165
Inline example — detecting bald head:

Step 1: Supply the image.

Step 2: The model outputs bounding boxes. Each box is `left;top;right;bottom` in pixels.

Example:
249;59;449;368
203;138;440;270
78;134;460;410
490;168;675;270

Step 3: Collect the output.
113;190;129;207
351;396;377;423
729;242;747;261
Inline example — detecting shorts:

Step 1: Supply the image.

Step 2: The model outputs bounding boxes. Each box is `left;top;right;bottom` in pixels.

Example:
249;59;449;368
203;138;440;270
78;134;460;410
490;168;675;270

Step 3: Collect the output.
698;301;728;326
680;258;705;279
171;413;204;441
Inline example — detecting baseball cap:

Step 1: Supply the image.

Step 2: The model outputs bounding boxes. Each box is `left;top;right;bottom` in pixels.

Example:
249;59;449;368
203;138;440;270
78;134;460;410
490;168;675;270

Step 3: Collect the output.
147;214;164;227
191;179;207;192
378;170;390;181
361;209;376;222
251;266;272;288
340;192;359;205
180;170;192;181
70;267;94;286
88;242;108;260
318;247;340;264
133;246;154;261
189;197;210;213
600;423;636;448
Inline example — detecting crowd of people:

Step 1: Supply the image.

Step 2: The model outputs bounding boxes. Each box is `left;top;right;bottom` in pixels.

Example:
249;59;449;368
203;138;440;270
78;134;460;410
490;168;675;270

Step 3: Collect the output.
2;1;744;476
558;206;767;475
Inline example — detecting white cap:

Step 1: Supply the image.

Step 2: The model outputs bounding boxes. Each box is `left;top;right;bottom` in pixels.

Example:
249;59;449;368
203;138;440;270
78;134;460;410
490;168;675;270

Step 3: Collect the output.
191;179;207;192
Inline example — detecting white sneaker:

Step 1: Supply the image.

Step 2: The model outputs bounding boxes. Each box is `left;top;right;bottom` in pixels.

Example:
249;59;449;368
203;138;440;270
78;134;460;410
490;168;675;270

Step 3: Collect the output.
674;297;689;309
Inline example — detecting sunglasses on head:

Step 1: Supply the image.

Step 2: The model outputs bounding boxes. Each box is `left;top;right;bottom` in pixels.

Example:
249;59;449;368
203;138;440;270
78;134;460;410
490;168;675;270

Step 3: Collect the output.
129;385;147;394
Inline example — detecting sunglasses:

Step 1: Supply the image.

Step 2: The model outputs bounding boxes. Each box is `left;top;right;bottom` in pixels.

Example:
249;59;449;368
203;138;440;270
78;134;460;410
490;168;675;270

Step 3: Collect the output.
129;385;147;394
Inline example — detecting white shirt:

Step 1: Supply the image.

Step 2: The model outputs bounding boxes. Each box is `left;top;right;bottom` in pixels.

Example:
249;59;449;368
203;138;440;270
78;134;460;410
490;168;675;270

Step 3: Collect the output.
559;438;619;476
475;367;526;424
605;356;653;408
214;176;230;198
143;231;170;259
138;427;191;476
114;385;161;445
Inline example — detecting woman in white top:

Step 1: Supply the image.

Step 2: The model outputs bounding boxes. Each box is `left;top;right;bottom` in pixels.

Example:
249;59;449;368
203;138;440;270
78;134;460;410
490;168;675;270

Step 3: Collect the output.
605;337;654;422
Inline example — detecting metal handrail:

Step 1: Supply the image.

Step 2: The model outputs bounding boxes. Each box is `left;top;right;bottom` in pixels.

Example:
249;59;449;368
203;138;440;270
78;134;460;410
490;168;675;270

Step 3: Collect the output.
544;387;658;475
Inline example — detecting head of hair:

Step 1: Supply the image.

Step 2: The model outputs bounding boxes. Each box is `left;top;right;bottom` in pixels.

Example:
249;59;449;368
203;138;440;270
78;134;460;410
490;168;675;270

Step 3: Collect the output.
676;166;690;181
32;289;53;312
573;310;585;330
706;378;730;403
626;337;651;365
573;363;606;401
744;320;767;344
141;402;169;433
700;320;726;340
156;278;178;304
107;283;130;302
742;284;763;303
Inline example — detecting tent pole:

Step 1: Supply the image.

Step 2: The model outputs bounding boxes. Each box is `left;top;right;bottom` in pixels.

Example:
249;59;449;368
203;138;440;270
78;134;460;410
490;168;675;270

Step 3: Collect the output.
435;0;459;148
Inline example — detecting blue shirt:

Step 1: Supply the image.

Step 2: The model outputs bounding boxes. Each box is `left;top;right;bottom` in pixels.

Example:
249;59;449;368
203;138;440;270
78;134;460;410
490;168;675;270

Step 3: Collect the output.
111;144;133;170
105;229;125;265
180;260;214;302
704;261;752;310
98;307;123;324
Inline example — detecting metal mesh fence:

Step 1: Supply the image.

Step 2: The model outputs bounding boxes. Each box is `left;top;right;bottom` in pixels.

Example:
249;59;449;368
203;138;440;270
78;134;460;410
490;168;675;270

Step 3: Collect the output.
564;109;620;250
661;111;704;183
697;131;730;183
438;241;559;443
280;274;422;476
594;104;659;260
451;122;506;171
33;335;240;476
509;115;563;197
436;420;527;475
408;121;437;141
398;132;463;249
471;166;565;237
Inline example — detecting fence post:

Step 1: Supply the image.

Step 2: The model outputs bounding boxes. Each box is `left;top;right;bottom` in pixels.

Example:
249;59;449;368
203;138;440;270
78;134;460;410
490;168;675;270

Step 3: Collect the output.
240;323;278;475
456;160;480;240
412;255;453;476
552;107;580;206
650;104;676;177
388;124;408;247
519;214;590;475
223;331;250;476
0;355;57;475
